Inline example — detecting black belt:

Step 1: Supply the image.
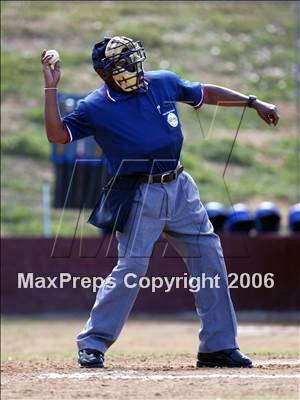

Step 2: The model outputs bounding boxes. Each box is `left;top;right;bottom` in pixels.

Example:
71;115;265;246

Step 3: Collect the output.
139;165;184;184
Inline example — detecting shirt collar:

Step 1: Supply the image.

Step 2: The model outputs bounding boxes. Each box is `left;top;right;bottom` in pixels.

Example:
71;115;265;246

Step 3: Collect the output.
104;78;150;103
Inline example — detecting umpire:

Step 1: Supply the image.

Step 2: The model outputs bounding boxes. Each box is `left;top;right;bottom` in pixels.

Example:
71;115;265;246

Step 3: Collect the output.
41;36;279;369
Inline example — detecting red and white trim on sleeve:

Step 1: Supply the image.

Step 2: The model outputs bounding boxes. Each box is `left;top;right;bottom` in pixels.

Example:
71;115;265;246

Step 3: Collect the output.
63;123;73;143
193;85;205;109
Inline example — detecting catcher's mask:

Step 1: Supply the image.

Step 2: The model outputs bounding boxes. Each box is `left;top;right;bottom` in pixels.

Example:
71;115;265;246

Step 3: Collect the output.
92;36;146;92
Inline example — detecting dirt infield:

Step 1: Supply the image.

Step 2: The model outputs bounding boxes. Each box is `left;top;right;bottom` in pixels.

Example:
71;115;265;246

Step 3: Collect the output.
1;319;299;399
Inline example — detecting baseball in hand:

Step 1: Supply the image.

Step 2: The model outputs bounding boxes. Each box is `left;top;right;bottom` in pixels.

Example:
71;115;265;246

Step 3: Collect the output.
45;49;60;70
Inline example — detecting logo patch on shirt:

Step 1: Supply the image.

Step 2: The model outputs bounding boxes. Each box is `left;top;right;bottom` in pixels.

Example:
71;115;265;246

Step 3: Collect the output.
167;112;179;127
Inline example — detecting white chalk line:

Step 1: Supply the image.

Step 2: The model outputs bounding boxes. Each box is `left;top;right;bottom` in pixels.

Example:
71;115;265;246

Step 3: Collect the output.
237;325;300;336
37;370;300;382
255;360;300;366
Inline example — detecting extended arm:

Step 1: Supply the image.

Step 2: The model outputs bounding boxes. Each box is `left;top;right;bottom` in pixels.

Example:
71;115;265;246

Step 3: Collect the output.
202;84;279;126
41;50;68;144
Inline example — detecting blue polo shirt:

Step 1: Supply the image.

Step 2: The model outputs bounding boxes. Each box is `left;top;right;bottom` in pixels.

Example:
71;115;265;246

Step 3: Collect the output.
63;70;204;175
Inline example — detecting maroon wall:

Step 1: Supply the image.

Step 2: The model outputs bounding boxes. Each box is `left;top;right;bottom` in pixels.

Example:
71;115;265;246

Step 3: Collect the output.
1;235;300;314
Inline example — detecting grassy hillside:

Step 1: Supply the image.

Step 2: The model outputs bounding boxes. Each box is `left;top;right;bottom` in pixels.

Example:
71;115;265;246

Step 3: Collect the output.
1;1;298;236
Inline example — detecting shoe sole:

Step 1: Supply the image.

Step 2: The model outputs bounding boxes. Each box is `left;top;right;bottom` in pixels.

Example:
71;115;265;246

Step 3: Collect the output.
78;362;104;368
197;361;252;368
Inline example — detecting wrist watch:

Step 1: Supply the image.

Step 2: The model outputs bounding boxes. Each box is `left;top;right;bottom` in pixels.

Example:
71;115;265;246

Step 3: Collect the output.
247;95;257;108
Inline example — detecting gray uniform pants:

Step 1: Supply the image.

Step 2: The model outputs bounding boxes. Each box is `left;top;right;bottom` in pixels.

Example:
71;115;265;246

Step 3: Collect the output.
77;171;238;353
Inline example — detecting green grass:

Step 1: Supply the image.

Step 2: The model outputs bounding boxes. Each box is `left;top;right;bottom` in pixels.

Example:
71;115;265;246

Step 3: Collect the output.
1;130;50;159
1;1;298;235
2;204;100;237
185;138;256;166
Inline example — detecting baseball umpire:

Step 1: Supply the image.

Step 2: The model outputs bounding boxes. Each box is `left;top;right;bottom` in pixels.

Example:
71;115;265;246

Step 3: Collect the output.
41;36;279;369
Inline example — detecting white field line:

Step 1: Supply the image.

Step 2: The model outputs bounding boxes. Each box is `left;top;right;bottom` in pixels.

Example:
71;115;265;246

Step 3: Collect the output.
255;360;300;366
36;370;300;382
237;326;300;336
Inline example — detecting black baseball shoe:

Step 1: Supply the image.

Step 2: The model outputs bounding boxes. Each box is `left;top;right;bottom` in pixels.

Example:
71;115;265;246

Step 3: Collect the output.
78;349;105;368
197;348;252;368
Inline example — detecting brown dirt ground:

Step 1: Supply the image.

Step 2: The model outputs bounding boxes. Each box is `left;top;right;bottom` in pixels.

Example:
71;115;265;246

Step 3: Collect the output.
1;319;299;400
